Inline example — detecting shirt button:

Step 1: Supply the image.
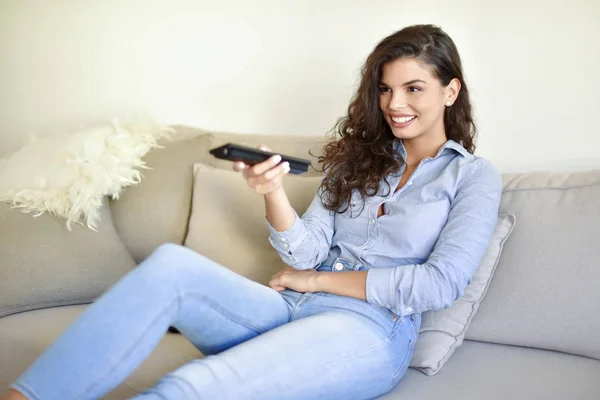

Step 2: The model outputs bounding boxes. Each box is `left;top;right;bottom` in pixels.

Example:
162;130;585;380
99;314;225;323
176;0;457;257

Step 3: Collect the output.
334;262;344;271
280;237;287;243
406;306;414;313
370;218;376;224
282;243;289;249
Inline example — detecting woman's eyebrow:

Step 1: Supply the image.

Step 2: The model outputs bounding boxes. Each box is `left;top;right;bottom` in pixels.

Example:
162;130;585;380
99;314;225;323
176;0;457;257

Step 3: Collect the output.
379;79;427;86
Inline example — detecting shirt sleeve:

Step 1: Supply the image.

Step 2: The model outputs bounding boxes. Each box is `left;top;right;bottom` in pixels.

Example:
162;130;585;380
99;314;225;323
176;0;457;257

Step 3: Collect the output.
266;187;335;270
365;159;503;317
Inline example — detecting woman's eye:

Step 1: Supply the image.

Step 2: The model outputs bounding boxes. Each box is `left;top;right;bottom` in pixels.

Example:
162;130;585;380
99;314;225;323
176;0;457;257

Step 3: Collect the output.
378;87;391;93
407;86;421;93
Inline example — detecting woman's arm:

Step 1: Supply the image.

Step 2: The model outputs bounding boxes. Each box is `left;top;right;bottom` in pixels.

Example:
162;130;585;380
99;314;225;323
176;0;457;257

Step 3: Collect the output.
234;146;335;270
306;160;502;316
264;186;296;231
265;185;335;270
364;159;502;316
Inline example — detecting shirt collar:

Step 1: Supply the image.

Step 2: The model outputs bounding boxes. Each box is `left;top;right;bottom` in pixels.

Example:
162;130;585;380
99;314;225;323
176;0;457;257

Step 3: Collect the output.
394;138;470;159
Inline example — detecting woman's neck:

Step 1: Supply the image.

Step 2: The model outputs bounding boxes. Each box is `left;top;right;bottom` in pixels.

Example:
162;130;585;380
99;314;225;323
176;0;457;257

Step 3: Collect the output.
402;134;447;167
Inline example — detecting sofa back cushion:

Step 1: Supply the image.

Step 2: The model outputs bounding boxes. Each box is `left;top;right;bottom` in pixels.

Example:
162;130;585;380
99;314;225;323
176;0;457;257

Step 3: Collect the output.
110;131;213;263
109;126;326;262
0;200;135;319
466;170;600;360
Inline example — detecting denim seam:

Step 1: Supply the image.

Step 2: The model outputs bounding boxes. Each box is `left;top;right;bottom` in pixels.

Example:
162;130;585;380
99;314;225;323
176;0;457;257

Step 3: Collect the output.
77;296;180;398
180;291;271;334
388;331;415;392
288;293;314;320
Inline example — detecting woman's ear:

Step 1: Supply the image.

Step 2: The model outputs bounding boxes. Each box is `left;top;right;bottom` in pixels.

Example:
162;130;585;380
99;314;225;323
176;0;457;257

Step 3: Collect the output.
445;78;461;106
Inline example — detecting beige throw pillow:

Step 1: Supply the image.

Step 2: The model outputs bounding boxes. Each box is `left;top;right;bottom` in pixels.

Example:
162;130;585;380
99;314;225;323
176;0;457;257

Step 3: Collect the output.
184;164;322;285
410;214;516;375
0;199;136;318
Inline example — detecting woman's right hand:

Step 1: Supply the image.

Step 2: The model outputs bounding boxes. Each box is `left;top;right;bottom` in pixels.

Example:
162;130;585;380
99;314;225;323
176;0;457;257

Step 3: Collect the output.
232;145;291;195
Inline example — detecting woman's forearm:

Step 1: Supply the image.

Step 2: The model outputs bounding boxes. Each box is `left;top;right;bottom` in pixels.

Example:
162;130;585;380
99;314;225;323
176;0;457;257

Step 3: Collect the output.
264;187;297;232
316;271;368;301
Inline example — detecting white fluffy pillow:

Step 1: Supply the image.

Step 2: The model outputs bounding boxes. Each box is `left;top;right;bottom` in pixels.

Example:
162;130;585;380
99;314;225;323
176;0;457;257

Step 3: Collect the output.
0;116;172;230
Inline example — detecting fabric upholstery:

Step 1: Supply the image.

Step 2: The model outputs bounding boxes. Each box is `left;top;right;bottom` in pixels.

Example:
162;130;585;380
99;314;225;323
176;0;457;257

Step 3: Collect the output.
110;127;326;262
467;170;600;361
110;132;213;263
0;201;135;319
2;306;598;399
381;340;600;400
0;305;201;398
184;164;322;285
410;214;516;375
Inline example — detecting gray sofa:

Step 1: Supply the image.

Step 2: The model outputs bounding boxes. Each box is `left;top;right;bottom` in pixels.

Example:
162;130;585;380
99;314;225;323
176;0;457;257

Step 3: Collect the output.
1;127;599;399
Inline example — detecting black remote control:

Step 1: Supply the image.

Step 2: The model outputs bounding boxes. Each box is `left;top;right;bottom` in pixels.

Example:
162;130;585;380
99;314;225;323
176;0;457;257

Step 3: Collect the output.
209;143;311;175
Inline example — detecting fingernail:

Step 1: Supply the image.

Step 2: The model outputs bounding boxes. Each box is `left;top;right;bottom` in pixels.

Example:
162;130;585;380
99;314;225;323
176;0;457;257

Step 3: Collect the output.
282;162;290;171
273;155;282;164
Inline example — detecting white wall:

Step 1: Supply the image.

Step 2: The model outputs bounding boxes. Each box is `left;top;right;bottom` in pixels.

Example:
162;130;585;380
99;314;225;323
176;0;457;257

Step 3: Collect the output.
1;0;599;173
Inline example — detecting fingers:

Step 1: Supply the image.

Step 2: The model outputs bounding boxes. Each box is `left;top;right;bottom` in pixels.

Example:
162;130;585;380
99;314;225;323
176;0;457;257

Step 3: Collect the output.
244;154;282;179
230;145;290;195
231;144;275;174
247;161;290;195
269;274;285;291
269;283;286;292
269;267;298;291
232;161;246;172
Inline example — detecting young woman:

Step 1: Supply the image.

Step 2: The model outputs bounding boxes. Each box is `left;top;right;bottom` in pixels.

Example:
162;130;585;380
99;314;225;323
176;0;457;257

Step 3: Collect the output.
4;24;501;400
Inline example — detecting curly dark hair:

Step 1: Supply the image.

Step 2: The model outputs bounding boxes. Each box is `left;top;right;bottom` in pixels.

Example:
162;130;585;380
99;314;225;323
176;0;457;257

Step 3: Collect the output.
314;24;477;214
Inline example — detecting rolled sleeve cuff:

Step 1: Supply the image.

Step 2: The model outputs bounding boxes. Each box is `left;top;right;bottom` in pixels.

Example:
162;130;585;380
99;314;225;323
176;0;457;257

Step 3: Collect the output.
265;210;307;256
366;267;414;317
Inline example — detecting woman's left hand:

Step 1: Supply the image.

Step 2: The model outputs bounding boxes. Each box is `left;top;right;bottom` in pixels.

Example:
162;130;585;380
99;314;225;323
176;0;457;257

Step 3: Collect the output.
269;267;321;293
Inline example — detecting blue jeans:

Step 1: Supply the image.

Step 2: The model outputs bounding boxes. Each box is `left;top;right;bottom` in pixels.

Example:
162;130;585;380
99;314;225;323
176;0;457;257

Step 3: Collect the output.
12;244;420;400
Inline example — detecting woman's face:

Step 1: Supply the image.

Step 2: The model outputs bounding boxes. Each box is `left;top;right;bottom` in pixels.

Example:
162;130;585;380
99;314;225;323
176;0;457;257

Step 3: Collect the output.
378;58;459;143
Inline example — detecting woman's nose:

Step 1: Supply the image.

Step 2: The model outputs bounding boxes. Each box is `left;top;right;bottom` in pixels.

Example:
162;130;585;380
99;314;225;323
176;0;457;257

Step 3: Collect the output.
390;91;408;109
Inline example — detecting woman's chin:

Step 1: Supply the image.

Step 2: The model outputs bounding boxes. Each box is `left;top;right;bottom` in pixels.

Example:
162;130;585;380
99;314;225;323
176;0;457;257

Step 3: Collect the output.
390;129;420;140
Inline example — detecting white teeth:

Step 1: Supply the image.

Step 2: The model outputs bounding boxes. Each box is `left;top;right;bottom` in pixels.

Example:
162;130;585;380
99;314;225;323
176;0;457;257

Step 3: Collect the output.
392;116;416;123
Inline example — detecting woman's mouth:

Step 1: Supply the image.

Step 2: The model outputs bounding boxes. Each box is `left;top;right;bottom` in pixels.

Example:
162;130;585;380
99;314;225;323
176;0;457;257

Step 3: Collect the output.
390;115;416;128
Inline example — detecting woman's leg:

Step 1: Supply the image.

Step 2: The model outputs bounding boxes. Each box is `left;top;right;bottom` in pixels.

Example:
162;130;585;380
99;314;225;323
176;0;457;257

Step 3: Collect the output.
10;244;293;400
133;293;419;400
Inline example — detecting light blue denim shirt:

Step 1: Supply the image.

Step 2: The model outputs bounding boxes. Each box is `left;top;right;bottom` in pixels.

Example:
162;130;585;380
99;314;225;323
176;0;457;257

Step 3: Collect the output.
266;138;502;317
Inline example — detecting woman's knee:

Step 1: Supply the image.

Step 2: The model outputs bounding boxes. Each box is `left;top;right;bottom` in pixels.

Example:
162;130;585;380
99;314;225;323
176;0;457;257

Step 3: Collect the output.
137;243;219;284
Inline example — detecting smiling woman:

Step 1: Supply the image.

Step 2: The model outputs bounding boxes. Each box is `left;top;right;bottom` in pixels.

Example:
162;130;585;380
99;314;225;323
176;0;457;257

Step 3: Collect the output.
318;25;478;216
4;24;501;400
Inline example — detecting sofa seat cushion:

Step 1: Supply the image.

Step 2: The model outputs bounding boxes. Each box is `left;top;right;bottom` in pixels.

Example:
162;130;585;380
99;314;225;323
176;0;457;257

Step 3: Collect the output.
380;340;600;400
0;305;201;399
2;306;599;399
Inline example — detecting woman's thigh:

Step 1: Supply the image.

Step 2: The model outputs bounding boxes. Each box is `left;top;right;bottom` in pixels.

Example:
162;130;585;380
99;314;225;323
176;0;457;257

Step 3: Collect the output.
138;294;418;400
